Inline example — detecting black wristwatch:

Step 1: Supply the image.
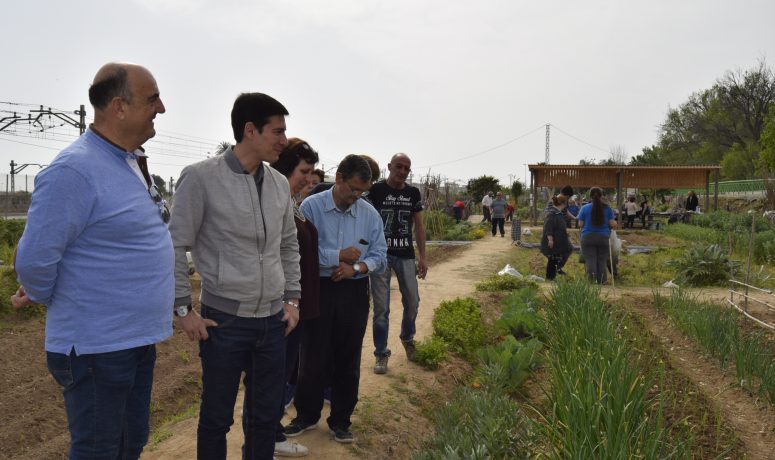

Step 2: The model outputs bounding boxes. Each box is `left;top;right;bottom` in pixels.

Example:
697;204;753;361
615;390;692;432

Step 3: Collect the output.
174;304;192;318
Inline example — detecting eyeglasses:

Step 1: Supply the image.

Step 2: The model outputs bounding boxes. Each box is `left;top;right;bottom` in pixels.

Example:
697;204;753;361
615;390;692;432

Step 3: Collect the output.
343;180;368;197
148;184;171;224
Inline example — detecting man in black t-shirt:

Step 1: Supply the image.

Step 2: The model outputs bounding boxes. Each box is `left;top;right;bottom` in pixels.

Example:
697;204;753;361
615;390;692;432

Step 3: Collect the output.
369;153;427;374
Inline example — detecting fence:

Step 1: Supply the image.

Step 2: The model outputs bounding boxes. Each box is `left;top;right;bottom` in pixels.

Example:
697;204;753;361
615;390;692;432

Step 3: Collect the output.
675;179;775;196
0;175;34;215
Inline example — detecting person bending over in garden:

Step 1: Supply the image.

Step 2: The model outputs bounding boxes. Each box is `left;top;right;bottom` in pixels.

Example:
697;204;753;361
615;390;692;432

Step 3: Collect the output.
577;186;617;284
286;155;387;444
541;194;573;280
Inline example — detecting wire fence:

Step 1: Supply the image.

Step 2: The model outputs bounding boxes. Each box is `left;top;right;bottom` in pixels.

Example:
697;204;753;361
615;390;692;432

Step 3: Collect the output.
0;175;35;215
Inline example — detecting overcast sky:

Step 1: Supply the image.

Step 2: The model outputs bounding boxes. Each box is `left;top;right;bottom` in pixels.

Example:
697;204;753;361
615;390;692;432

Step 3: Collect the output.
2;0;774;188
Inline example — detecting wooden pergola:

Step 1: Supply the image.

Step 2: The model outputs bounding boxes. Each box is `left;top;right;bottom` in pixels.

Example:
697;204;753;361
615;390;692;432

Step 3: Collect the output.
527;164;721;225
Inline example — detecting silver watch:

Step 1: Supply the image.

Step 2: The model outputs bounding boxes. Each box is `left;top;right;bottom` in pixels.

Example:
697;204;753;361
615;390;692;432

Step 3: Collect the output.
174;305;191;318
353;262;362;274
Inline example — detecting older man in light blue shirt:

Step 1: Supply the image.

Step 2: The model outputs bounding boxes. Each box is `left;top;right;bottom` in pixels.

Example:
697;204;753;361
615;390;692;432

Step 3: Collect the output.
13;62;172;460
285;154;386;444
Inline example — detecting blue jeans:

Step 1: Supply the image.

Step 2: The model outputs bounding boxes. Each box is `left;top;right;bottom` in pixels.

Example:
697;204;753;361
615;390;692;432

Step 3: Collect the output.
197;305;286;460
46;345;156;460
370;255;420;357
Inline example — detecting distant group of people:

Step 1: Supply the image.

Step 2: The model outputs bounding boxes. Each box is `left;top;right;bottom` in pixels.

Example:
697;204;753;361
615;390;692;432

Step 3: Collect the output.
11;62;429;460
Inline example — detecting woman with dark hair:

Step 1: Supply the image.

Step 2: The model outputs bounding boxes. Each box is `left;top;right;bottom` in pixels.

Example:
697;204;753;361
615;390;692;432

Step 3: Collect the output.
266;137;320;457
541;194;572;280
576;187;617;284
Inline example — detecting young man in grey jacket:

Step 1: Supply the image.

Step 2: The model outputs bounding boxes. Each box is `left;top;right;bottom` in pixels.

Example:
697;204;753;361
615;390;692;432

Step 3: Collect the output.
169;92;301;460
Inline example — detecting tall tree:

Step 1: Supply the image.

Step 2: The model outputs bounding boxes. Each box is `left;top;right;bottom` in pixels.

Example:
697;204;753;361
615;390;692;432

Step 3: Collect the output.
466;175;500;202
510;180;524;207
214;141;231;155
151;174;168;195
651;61;775;179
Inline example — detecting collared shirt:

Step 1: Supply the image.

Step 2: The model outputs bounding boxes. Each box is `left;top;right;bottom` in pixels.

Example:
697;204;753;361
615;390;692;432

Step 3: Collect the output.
300;186;387;278
16;128;174;355
223;148;265;197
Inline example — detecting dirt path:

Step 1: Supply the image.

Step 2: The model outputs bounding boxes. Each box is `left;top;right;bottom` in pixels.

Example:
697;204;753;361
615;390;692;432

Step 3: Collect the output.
143;227;514;459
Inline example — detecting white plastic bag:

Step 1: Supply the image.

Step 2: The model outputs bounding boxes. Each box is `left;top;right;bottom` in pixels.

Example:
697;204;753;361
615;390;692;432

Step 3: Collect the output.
662;279;679;289
522;228;532;236
497;264;523;278
610;229;622;257
527;274;545;283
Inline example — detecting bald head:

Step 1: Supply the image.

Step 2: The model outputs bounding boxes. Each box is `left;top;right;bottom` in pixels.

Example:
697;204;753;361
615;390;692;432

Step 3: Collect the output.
387;152;412;188
88;62;165;151
390;153;411;165
89;63;158;110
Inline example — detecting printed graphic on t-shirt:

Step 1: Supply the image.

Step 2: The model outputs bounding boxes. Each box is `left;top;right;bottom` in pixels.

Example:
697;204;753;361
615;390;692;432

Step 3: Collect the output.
369;182;423;258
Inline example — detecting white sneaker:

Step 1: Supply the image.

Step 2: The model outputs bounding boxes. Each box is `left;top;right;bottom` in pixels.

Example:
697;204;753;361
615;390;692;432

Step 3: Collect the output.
275;439;309;457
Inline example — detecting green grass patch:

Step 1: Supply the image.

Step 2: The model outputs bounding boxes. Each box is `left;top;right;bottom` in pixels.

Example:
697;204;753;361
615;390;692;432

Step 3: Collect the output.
413;387;534;460
653;289;775;404
540;281;681;458
475;274;537;292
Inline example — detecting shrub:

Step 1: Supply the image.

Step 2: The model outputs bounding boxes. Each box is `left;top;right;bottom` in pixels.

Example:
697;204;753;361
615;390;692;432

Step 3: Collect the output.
475;274;537;292
753;230;775;264
666;244;739;287
423;210;486;241
0;220;25;247
413;387;532;460
432;297;486;360
414;335;449;370
495;288;544;339
475;336;542;394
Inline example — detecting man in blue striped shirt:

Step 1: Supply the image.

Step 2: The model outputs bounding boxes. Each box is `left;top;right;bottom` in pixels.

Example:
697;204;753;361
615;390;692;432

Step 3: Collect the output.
285;155;387;444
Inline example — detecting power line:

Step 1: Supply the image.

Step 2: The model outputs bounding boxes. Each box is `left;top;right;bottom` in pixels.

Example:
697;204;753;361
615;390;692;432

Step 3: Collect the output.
415;124;546;169
0;136;61;150
550;124;613;155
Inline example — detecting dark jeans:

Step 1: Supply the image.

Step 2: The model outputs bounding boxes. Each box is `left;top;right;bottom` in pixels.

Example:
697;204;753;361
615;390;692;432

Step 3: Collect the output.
46;345;156;460
482;207;491;222
545;254;563;280
491;218;505;236
198;305;286;460
294;277;370;430
558;250;570;270
453;207;462;223
581;233;610;284
274;323;303;443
